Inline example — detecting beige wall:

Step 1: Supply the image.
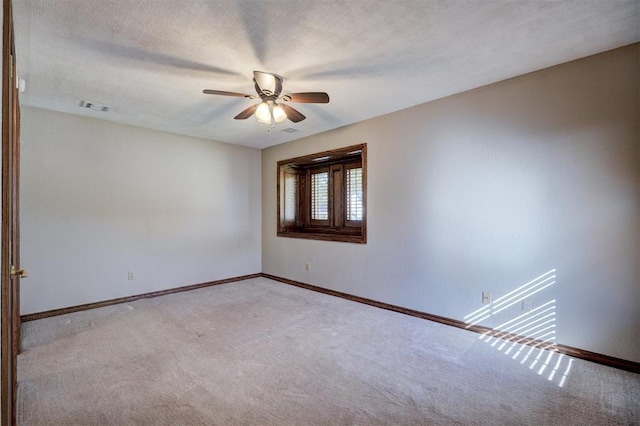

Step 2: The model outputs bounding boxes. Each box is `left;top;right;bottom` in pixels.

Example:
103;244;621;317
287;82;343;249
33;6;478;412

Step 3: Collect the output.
20;107;262;314
17;44;640;365
262;44;640;362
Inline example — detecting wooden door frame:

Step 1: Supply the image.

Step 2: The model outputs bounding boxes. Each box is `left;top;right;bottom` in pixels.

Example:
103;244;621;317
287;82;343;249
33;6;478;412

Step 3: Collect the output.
1;0;19;423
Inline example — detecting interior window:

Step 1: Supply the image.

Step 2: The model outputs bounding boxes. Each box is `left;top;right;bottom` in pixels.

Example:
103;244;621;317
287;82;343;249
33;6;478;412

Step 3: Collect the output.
277;143;367;243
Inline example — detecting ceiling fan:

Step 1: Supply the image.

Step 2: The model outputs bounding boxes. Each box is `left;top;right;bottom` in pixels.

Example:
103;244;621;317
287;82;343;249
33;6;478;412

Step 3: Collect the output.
203;71;329;124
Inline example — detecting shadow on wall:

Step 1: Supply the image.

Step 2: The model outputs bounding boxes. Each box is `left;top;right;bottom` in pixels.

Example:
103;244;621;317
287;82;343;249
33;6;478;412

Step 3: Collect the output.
464;269;573;387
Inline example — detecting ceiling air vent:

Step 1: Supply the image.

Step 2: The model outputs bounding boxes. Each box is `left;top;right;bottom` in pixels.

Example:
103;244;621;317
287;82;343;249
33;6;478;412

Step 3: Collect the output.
79;100;111;112
281;127;298;133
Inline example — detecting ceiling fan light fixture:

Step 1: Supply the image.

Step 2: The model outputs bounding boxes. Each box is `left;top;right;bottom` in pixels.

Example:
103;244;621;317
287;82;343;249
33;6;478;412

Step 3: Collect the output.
203;71;329;124
272;104;287;123
255;102;271;123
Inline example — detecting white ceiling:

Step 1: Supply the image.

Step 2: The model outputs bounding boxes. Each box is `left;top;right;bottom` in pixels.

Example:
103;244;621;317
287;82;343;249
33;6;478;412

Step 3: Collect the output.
12;0;640;149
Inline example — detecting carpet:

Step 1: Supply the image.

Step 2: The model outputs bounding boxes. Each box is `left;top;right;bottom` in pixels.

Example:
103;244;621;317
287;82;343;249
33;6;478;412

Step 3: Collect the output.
17;277;640;425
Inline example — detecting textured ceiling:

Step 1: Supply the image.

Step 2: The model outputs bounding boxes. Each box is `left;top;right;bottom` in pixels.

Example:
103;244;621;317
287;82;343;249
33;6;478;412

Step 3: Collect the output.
12;0;640;149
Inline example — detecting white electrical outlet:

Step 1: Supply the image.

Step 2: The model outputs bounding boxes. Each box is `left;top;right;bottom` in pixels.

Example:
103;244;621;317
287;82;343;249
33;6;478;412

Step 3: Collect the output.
522;299;533;312
305;262;311;271
482;291;491;305
128;271;134;280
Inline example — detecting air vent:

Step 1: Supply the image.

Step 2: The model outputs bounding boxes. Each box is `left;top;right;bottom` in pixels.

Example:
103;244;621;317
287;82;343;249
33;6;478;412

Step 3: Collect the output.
281;127;298;133
79;100;111;112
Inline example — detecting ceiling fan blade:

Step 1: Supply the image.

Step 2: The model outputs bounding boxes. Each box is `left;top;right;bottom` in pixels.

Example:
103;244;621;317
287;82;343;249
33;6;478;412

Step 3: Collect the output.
203;89;252;98
234;104;258;120
286;92;330;103
253;71;282;97
281;104;306;123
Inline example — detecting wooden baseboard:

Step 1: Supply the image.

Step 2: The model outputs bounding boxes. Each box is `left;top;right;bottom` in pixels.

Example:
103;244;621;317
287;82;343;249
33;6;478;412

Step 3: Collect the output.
20;273;262;322
21;271;639;374
261;273;640;374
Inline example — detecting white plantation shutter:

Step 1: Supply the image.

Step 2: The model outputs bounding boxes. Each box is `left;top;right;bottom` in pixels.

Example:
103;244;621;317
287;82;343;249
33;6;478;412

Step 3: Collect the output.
283;171;297;223
346;167;363;221
311;171;329;220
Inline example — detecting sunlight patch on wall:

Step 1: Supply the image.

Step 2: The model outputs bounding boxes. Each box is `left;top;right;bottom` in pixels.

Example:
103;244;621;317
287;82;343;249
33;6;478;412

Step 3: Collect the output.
464;269;556;327
464;269;573;387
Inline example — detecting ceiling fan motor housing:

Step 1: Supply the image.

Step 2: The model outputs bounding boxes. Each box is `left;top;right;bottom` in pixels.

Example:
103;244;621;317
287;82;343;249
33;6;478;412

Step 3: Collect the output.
253;71;283;98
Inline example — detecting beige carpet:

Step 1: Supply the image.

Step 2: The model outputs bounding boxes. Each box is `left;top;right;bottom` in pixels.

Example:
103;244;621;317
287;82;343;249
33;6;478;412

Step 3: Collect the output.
17;277;640;425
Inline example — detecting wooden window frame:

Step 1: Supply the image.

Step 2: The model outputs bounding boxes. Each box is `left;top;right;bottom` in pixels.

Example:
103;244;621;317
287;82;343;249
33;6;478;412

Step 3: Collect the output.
277;143;367;243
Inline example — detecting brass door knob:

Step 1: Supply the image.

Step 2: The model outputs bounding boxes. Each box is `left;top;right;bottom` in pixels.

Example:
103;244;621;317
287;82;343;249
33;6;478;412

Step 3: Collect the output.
10;265;28;278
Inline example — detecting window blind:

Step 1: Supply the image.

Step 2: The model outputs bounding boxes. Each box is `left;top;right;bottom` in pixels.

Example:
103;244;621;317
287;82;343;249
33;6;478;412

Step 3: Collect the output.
283;172;297;223
346;167;363;221
311;171;329;220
